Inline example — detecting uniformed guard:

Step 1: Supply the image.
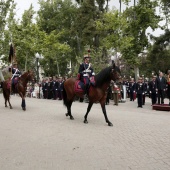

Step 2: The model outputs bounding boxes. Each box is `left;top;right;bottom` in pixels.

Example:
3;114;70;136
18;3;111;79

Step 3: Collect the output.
167;70;170;105
78;53;95;97
129;78;136;101
149;75;157;105
11;62;21;93
136;77;144;108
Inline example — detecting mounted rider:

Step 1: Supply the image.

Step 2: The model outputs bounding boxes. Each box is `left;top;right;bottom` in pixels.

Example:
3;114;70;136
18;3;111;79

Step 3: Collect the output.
78;53;95;96
11;62;21;92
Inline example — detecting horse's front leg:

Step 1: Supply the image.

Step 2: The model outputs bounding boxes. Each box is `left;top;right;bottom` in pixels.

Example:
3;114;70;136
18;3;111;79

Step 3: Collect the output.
7;97;13;109
100;102;113;126
21;98;26;111
84;102;93;124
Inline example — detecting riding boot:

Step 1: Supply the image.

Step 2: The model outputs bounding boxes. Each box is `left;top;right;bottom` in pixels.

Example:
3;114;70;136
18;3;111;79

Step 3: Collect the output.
84;84;89;103
12;84;15;94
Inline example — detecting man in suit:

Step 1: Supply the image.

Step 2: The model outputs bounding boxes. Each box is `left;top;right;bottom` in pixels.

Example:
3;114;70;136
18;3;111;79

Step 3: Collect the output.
129;78;136;101
167;70;170;106
142;78;147;105
136;77;144;108
42;78;48;99
155;72;167;105
149;75;157;105
51;76;59;100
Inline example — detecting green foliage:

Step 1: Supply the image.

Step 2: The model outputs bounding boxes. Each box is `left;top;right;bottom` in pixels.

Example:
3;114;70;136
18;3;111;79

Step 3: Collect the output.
147;29;170;74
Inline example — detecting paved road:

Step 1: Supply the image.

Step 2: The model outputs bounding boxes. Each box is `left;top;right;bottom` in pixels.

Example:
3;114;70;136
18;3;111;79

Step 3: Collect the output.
0;94;170;170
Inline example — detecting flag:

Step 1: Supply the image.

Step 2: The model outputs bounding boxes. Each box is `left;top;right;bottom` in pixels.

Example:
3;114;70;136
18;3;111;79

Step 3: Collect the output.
8;43;14;63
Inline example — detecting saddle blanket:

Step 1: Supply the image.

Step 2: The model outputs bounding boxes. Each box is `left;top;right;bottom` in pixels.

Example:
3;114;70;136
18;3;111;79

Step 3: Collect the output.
74;80;85;93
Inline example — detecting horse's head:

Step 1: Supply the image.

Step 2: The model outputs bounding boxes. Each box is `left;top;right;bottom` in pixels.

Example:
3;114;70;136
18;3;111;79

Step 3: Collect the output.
110;61;121;82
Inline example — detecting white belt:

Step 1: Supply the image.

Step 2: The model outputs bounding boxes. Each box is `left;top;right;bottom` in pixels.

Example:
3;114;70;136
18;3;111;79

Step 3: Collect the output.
83;74;89;77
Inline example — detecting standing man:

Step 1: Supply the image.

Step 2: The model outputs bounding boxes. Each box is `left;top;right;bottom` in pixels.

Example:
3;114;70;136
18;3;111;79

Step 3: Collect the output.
142;78;147;105
149;75;157;105
136;77;144;108
155;72;167;105
129;78;136;101
167;70;170;106
78;54;95;97
51;76;59;100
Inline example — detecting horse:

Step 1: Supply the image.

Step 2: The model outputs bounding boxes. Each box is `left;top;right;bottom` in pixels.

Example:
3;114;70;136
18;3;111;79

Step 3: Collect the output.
2;70;34;111
62;62;121;126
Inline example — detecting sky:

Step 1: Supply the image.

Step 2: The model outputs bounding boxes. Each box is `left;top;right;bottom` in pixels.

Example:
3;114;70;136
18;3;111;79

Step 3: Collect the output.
14;0;165;37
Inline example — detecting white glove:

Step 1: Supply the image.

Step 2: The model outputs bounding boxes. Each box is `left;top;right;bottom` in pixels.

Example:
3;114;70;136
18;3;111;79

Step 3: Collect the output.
92;72;95;75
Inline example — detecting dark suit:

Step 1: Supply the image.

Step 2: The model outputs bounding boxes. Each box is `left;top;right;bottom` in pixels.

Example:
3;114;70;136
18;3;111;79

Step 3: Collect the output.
142;82;147;105
149;80;157;105
155;76;167;104
136;82;144;107
129;82;136;101
51;80;59;100
42;82;48;99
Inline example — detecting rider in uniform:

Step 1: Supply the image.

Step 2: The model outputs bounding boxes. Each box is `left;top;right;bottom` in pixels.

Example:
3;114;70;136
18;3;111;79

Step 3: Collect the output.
78;54;95;97
11;62;21;93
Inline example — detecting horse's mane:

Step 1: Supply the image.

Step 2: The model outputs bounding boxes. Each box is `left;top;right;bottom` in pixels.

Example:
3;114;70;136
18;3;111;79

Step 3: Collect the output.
95;66;120;87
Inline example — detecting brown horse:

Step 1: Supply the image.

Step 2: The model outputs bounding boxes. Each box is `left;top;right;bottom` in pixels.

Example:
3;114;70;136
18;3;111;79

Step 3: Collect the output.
62;62;121;126
2;70;34;110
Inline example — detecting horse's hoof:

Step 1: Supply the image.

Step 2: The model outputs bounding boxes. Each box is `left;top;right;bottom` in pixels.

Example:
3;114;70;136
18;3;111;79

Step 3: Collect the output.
108;122;113;126
10;107;13;109
84;120;88;124
70;116;74;120
65;113;69;117
22;107;26;111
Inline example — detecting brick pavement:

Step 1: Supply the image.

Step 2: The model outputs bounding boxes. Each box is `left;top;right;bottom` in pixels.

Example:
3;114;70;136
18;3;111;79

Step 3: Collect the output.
0;94;170;170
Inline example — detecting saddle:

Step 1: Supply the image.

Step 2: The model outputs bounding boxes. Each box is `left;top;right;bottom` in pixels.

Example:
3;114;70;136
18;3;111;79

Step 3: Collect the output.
74;77;96;94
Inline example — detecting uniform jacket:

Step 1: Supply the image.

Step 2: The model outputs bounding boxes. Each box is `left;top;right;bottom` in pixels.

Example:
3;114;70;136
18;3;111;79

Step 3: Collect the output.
12;67;21;79
51;80;59;90
78;62;94;77
42;82;48;91
149;81;157;93
129;82;136;92
136;83;144;94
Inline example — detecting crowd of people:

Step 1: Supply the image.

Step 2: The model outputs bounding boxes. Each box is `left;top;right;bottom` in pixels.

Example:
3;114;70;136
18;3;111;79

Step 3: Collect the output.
108;71;170;107
26;76;65;100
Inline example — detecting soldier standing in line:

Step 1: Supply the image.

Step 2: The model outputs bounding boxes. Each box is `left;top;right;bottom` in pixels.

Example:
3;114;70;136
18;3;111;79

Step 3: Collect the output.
112;82;120;106
142;78;147;105
167;70;170;106
129;78;136;101
136;77;144;108
149;75;157;105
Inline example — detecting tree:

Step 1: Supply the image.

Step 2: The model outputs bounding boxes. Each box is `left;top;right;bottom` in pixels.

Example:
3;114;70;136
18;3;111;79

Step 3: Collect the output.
147;29;170;75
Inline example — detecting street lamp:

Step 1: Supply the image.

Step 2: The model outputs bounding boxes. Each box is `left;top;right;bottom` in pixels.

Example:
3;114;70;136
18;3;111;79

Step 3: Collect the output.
35;52;41;83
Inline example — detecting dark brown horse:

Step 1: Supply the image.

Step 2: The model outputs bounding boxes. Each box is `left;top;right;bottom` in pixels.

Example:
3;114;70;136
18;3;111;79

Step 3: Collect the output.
62;62;121;126
2;70;34;110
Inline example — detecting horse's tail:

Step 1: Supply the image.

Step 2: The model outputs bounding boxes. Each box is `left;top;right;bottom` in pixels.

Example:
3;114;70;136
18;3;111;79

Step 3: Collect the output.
62;82;68;107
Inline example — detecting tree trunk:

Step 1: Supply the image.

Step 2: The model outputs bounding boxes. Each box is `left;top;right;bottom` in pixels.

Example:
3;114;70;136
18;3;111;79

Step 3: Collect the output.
134;66;139;81
0;70;5;81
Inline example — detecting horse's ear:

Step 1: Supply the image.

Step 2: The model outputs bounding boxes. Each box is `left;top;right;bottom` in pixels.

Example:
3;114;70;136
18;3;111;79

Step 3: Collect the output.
112;60;115;69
